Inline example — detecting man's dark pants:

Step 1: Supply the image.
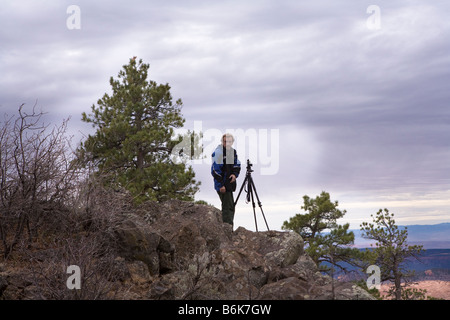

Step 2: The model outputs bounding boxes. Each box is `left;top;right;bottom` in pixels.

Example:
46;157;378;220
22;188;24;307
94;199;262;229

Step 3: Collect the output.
218;191;235;226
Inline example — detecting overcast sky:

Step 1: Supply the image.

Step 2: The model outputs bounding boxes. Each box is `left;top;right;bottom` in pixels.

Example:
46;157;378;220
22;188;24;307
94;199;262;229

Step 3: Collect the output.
1;0;449;231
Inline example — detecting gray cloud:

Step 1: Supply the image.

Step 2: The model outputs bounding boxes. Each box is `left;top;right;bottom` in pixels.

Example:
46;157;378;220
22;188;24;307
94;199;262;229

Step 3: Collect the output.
1;0;449;229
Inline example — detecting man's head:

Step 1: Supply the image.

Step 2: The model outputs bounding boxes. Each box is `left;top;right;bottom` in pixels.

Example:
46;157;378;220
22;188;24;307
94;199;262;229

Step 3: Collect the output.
222;133;234;150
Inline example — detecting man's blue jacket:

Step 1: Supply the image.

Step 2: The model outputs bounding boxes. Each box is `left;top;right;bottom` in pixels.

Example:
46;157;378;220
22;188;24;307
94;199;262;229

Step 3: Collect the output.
211;145;241;192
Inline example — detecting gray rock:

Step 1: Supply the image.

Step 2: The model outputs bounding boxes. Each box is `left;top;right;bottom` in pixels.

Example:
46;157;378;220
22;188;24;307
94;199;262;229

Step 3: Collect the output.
259;277;309;300
112;215;174;276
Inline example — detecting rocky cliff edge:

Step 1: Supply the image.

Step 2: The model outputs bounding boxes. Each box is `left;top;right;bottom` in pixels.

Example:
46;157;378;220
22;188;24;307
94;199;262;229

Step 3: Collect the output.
113;200;374;300
0;199;375;300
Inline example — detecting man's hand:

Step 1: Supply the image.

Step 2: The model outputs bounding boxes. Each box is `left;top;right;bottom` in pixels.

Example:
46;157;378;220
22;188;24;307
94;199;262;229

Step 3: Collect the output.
229;174;236;183
220;186;226;193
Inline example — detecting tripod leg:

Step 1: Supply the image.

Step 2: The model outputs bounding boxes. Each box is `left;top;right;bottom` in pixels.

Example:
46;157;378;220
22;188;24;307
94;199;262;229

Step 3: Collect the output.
248;181;258;232
249;179;270;231
234;175;248;206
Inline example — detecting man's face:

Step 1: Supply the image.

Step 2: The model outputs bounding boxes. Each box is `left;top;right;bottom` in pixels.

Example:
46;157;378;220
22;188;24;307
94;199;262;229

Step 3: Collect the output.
223;136;233;149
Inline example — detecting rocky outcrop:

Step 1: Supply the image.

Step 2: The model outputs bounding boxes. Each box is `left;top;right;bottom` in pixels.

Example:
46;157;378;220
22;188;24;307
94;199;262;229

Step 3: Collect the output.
0;199;375;300
115;200;375;300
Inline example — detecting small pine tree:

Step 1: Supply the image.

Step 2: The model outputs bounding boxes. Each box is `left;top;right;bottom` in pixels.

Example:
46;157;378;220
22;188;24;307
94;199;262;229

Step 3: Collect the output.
360;208;424;300
282;191;360;273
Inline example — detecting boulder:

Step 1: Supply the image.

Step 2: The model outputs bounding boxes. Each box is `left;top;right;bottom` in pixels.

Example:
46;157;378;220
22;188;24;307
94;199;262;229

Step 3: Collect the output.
259;277;310;300
145;200;232;265
112;215;174;276
230;227;304;268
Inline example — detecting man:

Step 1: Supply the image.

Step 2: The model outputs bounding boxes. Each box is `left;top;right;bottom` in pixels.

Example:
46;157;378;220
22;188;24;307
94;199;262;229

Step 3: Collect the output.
211;133;241;227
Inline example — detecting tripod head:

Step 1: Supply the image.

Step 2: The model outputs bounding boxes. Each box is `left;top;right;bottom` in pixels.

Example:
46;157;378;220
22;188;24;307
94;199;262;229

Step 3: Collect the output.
246;159;254;173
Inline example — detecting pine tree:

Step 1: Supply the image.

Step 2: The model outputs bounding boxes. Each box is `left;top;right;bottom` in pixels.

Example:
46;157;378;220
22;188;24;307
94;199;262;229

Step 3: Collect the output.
360;209;424;300
79;57;200;202
282;191;360;273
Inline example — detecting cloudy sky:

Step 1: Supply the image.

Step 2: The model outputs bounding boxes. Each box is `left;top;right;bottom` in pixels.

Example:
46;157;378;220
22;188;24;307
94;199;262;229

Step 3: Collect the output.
1;0;449;231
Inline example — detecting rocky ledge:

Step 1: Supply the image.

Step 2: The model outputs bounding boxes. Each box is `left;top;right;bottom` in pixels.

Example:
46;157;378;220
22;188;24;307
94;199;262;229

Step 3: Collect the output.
0;200;374;300
113;200;374;300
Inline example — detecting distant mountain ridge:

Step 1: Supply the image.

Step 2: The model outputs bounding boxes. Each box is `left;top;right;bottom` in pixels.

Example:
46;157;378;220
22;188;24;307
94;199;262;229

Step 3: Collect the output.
351;222;450;249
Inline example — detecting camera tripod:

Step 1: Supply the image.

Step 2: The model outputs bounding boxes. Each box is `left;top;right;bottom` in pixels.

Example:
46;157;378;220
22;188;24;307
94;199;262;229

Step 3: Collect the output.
234;159;270;232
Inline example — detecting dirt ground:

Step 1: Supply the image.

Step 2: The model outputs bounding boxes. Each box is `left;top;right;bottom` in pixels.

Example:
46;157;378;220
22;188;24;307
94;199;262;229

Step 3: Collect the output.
380;280;450;300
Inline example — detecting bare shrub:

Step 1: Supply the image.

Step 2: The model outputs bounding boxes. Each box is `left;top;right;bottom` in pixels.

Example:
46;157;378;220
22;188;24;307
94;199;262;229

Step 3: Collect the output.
0;104;154;299
15;175;135;299
0;104;79;258
20;234;124;299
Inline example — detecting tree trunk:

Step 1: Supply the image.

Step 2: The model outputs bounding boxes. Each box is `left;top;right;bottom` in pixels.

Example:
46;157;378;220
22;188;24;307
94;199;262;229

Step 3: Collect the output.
393;259;402;300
